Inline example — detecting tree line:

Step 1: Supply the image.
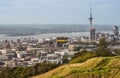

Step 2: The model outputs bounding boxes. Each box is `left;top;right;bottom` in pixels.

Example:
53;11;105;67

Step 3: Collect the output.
0;62;60;78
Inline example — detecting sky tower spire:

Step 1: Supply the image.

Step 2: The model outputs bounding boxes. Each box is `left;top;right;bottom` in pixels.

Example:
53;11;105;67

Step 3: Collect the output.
89;0;96;41
89;0;93;28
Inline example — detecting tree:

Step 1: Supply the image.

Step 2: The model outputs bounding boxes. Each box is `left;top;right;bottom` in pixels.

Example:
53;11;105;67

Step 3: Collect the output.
62;55;69;64
96;38;112;56
0;67;11;78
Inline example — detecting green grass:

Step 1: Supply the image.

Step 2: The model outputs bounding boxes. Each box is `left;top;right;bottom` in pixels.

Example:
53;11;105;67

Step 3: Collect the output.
69;52;98;64
32;56;120;78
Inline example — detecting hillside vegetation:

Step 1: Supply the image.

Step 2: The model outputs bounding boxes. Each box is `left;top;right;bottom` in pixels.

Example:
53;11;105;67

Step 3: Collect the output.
69;51;98;64
0;63;59;78
32;56;120;78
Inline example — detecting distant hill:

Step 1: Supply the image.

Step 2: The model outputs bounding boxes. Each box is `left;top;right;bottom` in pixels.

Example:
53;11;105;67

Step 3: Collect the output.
32;56;120;78
0;24;116;36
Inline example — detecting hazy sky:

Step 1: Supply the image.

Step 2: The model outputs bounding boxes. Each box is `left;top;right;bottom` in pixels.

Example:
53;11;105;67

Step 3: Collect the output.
0;0;119;25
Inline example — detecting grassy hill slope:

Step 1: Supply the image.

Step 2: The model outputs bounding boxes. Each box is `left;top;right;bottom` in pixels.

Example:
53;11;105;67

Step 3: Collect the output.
32;56;120;78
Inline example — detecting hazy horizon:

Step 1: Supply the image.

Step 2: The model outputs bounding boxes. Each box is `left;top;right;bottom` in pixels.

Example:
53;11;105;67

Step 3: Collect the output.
0;24;117;36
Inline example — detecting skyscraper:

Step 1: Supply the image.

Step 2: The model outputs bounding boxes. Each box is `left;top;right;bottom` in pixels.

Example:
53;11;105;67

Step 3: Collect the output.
113;25;119;40
89;0;96;41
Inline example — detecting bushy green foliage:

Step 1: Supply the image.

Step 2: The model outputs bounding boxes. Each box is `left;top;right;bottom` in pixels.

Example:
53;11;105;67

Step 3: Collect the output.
62;55;69;64
69;51;98;64
96;38;113;56
0;62;60;78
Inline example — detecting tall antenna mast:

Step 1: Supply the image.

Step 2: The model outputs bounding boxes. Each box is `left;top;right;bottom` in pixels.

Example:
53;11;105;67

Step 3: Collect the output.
89;0;96;41
90;0;92;15
89;0;93;28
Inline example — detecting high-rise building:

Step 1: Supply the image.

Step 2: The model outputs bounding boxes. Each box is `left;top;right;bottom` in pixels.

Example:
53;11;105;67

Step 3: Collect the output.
113;25;119;40
90;28;95;40
89;0;96;41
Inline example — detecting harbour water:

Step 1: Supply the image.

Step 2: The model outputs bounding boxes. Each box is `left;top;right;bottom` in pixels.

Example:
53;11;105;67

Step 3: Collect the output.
0;31;114;40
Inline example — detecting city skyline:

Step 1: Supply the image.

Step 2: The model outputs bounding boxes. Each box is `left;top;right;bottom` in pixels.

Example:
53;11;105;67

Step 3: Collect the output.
0;0;119;25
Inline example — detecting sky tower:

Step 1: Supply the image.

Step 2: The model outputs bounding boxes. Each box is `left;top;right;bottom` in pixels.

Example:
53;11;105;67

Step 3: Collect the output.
89;0;95;41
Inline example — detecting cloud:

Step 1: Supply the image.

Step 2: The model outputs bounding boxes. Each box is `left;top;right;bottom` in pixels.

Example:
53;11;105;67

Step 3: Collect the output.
0;0;119;24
